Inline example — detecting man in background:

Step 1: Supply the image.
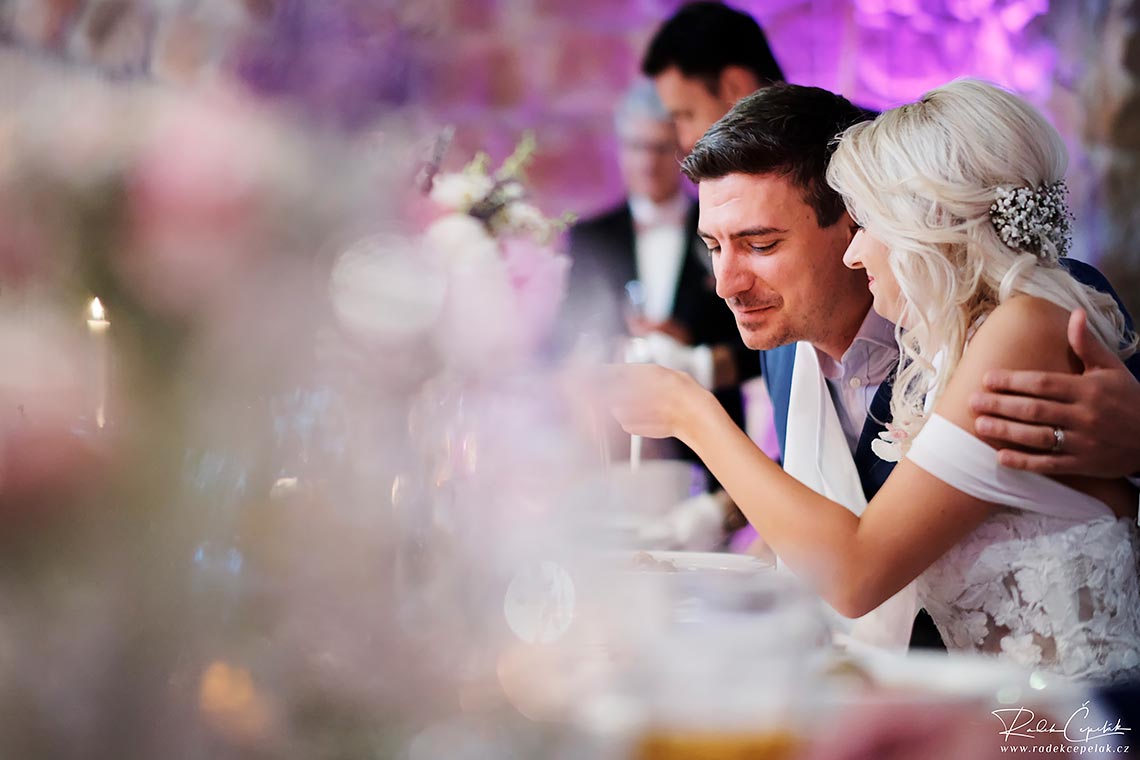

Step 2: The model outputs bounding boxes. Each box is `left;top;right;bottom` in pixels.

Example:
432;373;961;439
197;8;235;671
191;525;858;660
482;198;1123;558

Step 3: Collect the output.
641;1;785;153
562;81;753;547
565;81;752;398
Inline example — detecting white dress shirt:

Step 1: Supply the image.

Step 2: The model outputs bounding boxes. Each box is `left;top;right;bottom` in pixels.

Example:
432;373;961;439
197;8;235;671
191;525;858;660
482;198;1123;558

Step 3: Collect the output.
629;193;690;323
814;309;898;454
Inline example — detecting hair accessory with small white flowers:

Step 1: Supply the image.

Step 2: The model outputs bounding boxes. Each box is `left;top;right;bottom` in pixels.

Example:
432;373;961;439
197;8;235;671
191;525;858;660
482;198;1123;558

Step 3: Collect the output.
988;180;1072;261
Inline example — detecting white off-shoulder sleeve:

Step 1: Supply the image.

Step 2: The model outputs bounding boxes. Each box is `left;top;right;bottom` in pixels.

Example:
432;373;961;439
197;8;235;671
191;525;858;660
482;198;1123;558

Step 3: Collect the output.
905;414;1115;522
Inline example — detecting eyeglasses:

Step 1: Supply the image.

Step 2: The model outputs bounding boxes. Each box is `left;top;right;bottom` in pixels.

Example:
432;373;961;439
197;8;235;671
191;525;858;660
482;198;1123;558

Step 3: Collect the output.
619;139;678;158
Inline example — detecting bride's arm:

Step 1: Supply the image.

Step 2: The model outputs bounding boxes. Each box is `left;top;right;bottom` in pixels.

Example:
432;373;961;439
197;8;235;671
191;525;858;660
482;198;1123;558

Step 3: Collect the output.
656;377;995;617
606;297;1076;617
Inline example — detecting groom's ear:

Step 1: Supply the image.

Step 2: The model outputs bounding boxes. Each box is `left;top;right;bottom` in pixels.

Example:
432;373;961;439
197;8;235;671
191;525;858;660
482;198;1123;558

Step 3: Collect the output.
717;66;760;104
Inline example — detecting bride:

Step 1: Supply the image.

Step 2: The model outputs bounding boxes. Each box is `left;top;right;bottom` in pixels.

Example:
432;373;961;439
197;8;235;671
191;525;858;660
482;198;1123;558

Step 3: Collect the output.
602;79;1140;684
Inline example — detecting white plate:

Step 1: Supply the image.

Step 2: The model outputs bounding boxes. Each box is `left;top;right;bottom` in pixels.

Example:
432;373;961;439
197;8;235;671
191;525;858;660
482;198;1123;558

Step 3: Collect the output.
631;550;775;574
835;642;1078;699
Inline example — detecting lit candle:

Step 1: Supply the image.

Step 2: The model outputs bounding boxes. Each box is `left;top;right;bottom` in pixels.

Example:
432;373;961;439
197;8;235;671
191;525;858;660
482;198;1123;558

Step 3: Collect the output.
86;297;109;429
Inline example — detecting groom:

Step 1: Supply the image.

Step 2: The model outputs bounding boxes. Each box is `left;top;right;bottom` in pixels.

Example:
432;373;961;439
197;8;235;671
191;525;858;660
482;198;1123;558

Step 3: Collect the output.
683;84;1140;501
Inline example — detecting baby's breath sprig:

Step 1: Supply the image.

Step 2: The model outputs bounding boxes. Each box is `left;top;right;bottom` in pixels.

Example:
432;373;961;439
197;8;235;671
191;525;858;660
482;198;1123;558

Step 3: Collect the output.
988;180;1072;261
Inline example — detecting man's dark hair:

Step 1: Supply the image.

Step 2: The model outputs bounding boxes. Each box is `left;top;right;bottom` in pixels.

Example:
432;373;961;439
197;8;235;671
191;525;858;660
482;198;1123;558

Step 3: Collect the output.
641;2;785;92
682;84;871;228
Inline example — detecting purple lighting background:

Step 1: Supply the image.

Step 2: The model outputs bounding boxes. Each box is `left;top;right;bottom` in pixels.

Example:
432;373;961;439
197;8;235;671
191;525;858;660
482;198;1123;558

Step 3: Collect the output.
3;0;1134;303
418;0;1135;297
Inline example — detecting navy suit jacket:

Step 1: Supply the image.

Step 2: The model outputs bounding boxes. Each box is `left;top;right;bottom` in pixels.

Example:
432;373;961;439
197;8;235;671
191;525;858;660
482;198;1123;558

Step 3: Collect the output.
759;259;1140;501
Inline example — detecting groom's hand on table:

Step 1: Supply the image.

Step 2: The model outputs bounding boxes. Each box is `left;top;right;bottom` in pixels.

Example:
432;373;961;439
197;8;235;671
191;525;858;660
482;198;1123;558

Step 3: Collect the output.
970;308;1140;478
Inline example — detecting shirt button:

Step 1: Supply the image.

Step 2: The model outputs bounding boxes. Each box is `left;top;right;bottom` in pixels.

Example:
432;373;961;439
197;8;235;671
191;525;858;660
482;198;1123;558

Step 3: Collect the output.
849;377;863;389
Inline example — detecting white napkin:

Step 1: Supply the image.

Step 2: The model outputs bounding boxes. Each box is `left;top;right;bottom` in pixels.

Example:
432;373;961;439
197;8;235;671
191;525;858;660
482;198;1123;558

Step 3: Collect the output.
781;341;917;651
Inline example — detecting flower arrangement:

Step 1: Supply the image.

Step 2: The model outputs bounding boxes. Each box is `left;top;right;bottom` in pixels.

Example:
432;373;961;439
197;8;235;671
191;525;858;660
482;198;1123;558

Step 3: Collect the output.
426;134;571;242
421;134;572;370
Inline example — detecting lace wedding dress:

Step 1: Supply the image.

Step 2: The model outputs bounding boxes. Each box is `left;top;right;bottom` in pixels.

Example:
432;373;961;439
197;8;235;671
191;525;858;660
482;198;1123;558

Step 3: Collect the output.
907;415;1140;685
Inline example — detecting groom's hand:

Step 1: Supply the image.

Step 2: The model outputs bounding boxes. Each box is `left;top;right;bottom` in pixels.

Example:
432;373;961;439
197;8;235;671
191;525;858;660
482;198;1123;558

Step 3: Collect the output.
969;308;1140;478
597;363;706;441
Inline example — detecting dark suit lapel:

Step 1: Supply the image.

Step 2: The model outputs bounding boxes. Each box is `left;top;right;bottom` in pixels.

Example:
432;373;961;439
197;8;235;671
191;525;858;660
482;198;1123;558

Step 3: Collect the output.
672;201;706;303
854;375;897;499
669;201;714;331
608;203;638;287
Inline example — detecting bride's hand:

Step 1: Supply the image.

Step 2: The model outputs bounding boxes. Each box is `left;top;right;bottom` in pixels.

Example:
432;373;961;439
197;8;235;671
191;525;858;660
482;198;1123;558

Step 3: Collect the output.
597;363;708;440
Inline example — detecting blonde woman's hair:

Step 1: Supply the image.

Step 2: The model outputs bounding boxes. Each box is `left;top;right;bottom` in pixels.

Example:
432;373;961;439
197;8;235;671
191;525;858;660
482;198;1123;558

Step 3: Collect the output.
826;78;1135;446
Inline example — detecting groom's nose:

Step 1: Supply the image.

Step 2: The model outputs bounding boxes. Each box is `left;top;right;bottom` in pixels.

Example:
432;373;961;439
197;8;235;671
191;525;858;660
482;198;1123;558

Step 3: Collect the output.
714;248;752;301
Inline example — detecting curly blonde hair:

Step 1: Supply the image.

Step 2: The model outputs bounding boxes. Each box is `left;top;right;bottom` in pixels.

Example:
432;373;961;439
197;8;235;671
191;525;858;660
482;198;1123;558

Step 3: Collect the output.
826;78;1135;447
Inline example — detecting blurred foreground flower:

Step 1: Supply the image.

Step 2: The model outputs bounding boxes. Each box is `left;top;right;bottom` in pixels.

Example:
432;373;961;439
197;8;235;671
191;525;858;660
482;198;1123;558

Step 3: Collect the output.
0;49;598;760
0;67;455;757
423;135;572;370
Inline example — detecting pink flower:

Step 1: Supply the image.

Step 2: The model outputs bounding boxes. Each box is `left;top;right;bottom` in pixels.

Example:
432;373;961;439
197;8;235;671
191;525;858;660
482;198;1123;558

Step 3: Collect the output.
0;316;109;517
433;253;519;371
120;94;274;317
431;237;568;371
500;237;569;349
0;192;53;286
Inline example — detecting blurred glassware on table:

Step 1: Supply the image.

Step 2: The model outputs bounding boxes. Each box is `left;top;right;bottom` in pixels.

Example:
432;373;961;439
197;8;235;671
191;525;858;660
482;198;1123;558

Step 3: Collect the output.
565;558;825;759
624;279;647;330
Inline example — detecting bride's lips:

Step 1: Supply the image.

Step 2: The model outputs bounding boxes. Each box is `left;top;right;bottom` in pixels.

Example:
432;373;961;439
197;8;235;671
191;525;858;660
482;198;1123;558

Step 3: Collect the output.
867;276;876;287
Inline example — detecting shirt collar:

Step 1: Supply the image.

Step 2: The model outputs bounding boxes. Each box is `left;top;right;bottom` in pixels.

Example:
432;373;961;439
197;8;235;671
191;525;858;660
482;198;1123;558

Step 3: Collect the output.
815;308;898;383
629;192;690;229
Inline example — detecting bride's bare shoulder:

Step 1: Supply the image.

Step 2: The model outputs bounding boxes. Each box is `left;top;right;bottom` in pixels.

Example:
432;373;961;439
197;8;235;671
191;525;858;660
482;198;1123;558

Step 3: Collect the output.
966;295;1076;374
933;296;1078;428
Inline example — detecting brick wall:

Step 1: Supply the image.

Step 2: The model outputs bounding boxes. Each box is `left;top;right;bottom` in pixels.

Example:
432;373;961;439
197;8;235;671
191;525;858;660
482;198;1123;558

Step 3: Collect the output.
413;0;1139;311
416;1;1059;213
3;0;1137;309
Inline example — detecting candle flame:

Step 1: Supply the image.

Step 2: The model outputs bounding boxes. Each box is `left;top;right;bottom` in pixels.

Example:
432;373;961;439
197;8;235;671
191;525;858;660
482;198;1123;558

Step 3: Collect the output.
89;297;106;321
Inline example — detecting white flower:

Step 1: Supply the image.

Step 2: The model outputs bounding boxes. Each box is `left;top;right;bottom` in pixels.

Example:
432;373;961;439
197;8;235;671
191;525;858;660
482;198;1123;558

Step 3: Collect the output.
433;250;520;372
496;201;547;235
429;172;494;212
499;181;525;201
1064;641;1093;675
1000;633;1044;667
988;181;1071;260
963;610;990;645
1013;567;1047;606
870;430;902;462
425;213;499;268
